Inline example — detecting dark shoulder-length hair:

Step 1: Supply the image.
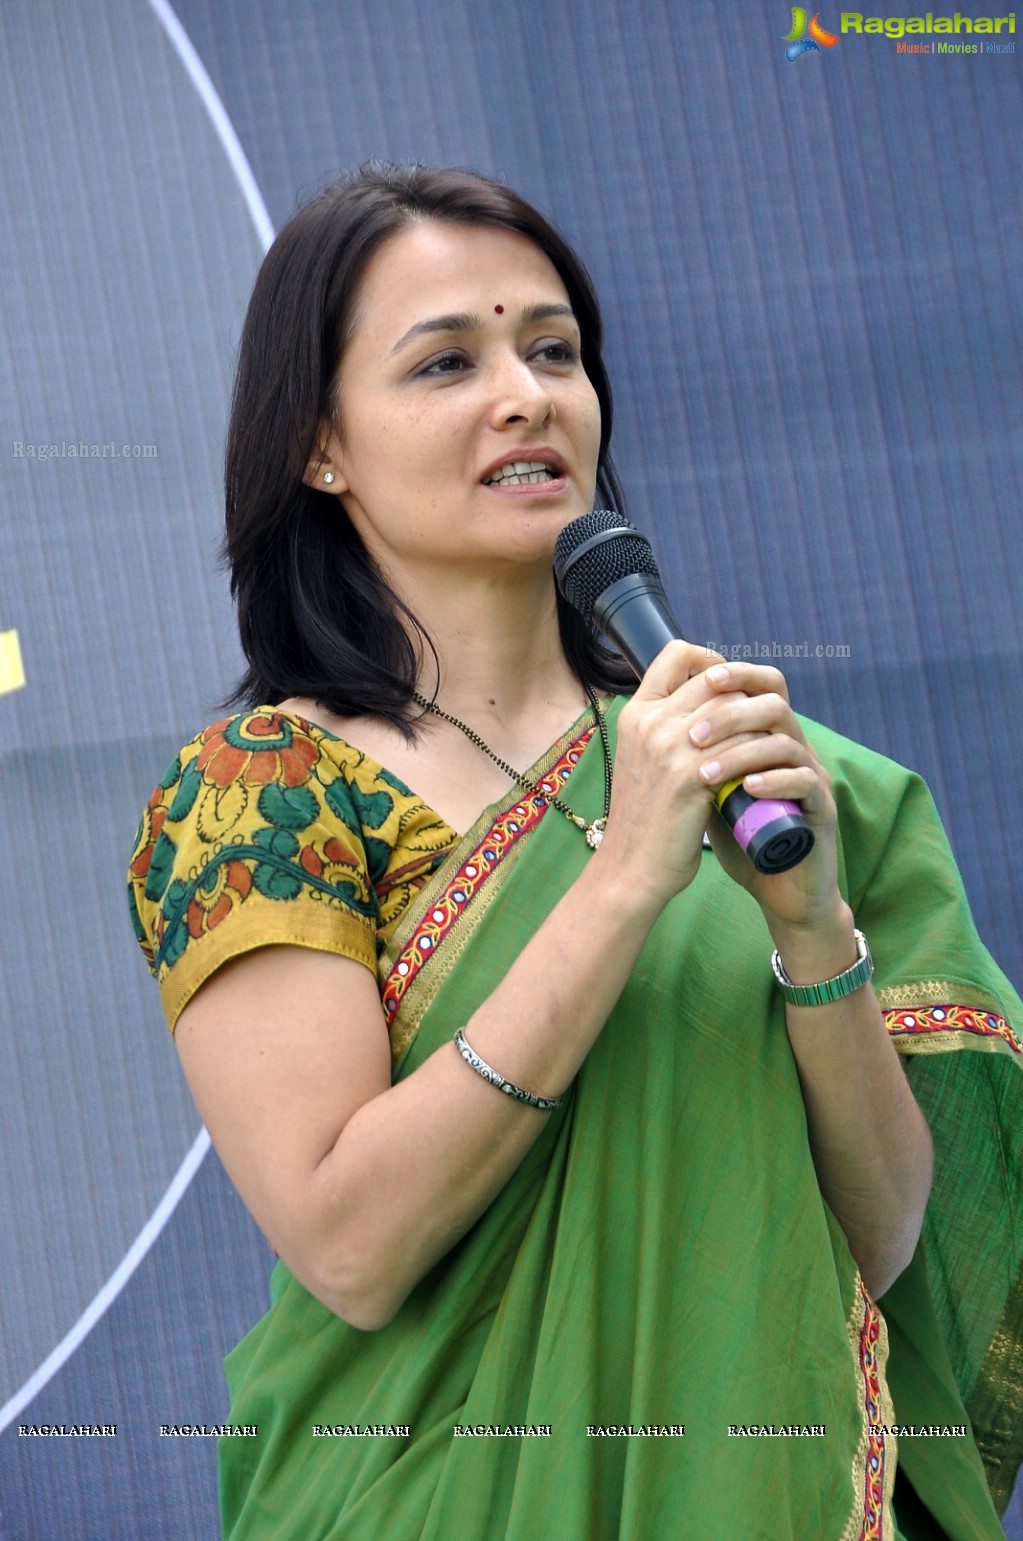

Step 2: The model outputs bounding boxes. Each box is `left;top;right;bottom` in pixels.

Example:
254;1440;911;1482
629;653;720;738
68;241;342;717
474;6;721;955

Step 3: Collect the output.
223;161;634;732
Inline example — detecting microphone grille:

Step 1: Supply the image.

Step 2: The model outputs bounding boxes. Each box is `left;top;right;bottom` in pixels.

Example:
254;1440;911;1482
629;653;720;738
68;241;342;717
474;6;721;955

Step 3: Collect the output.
554;510;661;617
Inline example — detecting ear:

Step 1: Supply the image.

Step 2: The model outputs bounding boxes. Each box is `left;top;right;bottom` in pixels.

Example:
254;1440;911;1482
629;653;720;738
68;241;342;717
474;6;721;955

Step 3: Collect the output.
302;425;349;493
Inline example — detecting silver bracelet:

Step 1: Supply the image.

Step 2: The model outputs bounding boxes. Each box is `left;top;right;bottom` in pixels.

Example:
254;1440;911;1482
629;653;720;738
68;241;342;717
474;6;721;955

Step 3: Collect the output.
453;1030;562;1111
772;928;874;1007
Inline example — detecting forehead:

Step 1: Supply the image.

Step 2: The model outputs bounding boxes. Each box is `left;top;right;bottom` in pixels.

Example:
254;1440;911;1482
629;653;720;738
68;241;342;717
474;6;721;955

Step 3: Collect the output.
349;221;572;343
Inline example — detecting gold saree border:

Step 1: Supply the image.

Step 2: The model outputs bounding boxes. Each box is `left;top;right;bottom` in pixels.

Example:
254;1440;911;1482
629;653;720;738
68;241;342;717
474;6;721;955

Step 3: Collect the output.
841;1279;897;1541
969;1261;1023;1513
379;713;602;1067
877;980;1009;1016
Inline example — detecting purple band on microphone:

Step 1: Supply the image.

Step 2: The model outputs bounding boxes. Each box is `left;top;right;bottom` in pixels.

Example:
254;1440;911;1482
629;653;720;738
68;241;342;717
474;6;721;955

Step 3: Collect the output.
732;798;804;853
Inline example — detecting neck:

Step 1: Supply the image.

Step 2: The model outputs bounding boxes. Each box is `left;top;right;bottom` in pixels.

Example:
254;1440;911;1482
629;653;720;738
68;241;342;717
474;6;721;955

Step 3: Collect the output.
400;564;584;725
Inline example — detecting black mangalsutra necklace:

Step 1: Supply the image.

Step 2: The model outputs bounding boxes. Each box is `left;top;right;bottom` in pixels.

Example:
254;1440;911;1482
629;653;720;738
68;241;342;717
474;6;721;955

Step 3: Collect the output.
411;684;613;849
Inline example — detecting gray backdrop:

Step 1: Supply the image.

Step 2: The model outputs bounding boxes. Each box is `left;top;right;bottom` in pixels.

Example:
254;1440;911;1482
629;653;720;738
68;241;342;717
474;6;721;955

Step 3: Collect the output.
1;1;1020;1535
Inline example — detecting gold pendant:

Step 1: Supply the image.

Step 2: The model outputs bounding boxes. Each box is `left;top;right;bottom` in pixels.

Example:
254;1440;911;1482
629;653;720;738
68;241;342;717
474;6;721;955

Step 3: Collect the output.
585;819;606;850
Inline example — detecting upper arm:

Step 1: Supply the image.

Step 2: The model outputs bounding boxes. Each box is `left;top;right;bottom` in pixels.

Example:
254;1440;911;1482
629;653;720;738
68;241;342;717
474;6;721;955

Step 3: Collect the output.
127;711;464;1309
127;711;395;1279
175;944;391;1271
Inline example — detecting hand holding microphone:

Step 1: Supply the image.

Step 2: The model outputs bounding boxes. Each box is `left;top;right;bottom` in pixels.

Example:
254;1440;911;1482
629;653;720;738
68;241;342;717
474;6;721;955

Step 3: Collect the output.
554;510;815;874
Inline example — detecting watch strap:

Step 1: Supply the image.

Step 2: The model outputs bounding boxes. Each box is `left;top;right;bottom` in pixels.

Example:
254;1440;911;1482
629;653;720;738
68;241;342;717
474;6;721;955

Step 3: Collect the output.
772;928;873;1007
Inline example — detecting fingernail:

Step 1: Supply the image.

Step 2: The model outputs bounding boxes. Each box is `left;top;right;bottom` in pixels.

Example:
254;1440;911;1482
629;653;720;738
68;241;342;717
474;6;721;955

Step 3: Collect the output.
690;720;712;744
700;759;721;782
707;665;730;684
746;773;765;790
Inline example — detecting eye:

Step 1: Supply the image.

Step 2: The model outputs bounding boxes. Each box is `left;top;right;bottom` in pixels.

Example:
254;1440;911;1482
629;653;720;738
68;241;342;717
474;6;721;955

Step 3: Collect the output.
530;338;579;366
417;350;471;377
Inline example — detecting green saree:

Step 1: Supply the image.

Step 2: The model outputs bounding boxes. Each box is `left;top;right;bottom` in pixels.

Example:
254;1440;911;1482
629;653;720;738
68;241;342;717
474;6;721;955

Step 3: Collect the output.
214;702;1022;1540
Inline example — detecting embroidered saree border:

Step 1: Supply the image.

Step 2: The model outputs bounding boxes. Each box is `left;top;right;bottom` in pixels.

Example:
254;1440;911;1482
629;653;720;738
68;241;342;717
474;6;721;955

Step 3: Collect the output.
842;1280;896;1541
882;1002;1021;1059
380;719;598;1066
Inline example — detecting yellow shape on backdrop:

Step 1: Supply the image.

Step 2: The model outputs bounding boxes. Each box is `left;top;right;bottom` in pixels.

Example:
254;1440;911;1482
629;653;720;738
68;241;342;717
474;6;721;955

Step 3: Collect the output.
0;629;26;694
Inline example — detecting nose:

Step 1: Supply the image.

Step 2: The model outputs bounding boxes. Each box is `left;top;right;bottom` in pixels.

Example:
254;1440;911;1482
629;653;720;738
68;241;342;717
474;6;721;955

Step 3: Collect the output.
487;352;555;428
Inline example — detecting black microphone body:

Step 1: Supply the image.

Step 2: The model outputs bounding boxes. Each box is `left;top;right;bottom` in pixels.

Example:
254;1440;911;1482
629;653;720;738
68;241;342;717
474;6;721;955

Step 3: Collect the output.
554;511;814;875
588;573;681;678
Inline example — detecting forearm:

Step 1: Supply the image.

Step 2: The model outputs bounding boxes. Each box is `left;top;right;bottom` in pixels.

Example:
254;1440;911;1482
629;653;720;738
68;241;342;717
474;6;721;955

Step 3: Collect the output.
304;852;658;1329
770;901;933;1298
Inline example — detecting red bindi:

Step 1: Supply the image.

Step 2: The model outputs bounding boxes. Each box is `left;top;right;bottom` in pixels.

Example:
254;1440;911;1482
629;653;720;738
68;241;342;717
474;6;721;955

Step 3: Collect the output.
494;304;504;314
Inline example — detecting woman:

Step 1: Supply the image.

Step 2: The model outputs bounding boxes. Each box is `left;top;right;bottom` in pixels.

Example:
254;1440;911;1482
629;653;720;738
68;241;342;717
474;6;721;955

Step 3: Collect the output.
128;164;1022;1539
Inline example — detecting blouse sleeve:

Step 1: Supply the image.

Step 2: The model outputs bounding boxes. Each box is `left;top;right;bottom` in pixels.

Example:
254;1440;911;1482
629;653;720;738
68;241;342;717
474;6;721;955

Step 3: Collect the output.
127;711;379;1032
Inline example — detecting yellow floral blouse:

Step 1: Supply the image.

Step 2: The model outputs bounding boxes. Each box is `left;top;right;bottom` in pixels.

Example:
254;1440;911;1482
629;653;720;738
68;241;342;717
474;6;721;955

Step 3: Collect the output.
127;709;458;1032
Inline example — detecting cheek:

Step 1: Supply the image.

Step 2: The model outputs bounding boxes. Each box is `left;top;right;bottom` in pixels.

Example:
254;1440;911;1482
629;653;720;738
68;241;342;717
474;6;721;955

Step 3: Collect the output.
339;408;414;487
589;400;603;455
579;382;603;466
575;371;600;426
343;410;452;509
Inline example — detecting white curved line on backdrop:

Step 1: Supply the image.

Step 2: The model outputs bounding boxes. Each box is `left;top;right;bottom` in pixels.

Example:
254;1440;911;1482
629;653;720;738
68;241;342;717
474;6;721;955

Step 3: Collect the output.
0;1129;210;1431
147;0;275;251
0;3;275;1434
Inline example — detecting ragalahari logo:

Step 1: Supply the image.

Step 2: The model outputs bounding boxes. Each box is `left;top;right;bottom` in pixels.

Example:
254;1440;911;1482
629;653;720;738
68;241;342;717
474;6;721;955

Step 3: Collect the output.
784;8;840;58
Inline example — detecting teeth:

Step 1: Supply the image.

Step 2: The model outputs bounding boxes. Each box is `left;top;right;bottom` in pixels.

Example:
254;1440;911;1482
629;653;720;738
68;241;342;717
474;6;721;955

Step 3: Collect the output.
485;461;556;486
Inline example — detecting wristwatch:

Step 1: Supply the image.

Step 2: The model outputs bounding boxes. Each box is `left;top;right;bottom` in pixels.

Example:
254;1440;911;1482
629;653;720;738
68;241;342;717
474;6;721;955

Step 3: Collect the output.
771;928;874;1007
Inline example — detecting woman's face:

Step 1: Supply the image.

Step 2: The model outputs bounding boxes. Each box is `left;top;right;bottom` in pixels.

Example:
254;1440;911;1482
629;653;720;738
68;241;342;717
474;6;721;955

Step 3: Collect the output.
314;220;602;586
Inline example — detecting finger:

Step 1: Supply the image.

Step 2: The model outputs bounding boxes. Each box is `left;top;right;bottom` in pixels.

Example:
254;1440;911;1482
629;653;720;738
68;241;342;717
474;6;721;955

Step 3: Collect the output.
696;731;815;782
634;641;727;702
738;766;831;818
696;737;833;819
699;661;791;705
687;691;801;751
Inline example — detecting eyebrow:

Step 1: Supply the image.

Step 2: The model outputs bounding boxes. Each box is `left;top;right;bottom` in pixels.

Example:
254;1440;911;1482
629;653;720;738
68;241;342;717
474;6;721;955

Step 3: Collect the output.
389;302;577;356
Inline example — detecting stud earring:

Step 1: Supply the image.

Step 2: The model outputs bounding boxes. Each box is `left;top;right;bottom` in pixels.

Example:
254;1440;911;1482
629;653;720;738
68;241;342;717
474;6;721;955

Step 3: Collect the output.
323;471;335;485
